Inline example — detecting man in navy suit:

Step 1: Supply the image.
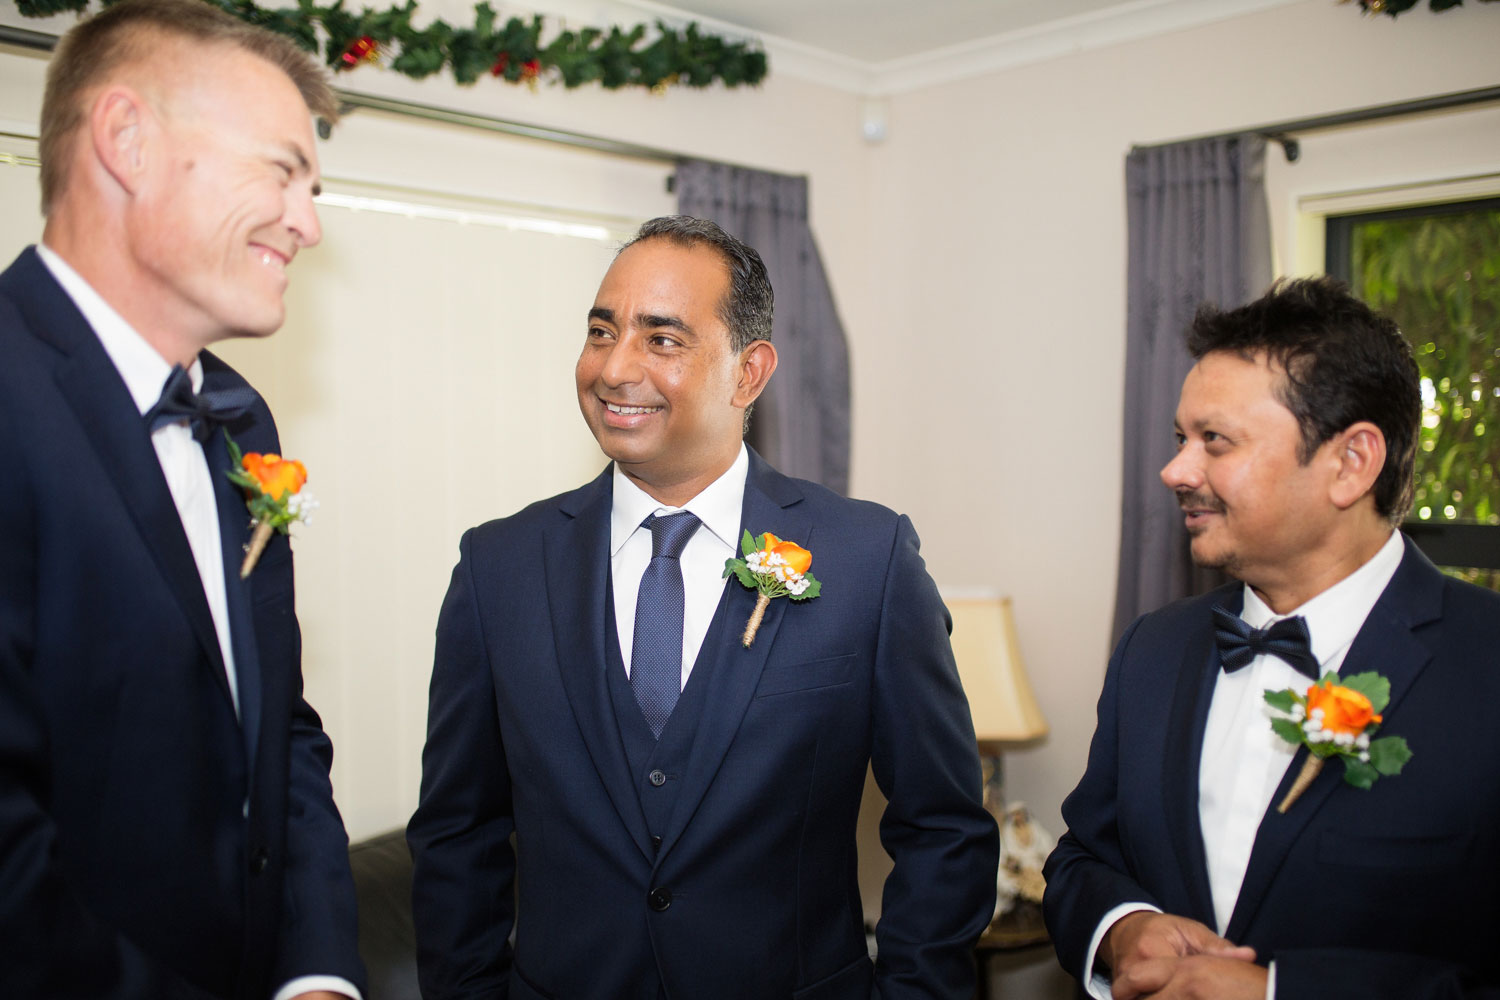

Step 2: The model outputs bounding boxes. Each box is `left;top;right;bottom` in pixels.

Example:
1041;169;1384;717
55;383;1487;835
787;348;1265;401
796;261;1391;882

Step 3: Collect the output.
1045;277;1500;999
0;1;362;997
408;216;998;999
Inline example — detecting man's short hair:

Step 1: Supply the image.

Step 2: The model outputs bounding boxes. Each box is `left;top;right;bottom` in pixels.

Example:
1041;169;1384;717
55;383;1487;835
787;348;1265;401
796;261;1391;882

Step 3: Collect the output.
39;0;337;215
1189;276;1422;523
620;215;774;353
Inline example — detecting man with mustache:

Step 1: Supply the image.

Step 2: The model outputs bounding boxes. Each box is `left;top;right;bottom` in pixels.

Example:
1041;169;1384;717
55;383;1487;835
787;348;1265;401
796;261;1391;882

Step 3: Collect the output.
1044;277;1500;999
0;1;361;996
408;215;998;999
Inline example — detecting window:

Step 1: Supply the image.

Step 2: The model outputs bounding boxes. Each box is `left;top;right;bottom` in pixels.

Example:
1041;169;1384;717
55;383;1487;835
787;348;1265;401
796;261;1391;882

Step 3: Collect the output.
1327;197;1500;589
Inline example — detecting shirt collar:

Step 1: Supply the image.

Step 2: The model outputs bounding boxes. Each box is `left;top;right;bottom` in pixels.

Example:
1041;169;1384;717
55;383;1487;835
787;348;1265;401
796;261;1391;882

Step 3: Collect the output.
610;443;749;557
36;242;202;416
1240;529;1405;665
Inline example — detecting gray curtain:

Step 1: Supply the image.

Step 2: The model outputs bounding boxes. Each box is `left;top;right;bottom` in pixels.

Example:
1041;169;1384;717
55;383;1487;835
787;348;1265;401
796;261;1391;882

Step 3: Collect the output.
676;160;851;495
1111;135;1272;642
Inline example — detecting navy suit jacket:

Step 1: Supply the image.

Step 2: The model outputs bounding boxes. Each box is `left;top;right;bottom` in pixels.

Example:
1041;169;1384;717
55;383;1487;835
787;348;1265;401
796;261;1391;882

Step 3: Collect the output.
0;248;363;999
1044;537;1500;1000
408;452;998;1000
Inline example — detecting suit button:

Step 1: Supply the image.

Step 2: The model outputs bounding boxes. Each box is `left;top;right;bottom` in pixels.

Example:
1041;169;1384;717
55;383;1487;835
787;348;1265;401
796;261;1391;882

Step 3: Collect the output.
648;769;667;787
648;887;672;911
248;847;269;875
651;835;663;852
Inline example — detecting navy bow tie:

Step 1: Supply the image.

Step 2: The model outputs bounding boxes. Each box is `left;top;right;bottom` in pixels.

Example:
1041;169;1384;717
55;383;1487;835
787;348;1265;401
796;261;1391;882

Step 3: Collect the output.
1212;606;1321;680
143;364;257;442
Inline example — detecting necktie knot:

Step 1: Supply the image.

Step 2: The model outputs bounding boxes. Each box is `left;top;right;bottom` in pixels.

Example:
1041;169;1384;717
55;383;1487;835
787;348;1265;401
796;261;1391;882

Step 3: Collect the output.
143;364;257;442
647;511;700;560
1212;605;1321;680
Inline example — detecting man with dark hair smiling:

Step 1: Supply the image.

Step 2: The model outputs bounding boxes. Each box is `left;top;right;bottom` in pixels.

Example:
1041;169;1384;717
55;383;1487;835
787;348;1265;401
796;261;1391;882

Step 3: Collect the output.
0;1;360;997
409;215;998;999
1045;277;1500;999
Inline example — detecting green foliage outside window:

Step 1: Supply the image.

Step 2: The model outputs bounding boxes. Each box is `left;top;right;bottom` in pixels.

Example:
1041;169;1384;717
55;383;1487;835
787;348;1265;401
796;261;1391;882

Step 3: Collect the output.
1344;201;1500;588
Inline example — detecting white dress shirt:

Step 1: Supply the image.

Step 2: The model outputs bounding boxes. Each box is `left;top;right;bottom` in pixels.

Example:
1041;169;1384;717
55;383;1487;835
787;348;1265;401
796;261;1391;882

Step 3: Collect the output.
37;244;358;1000
610;444;748;685
1082;529;1405;1000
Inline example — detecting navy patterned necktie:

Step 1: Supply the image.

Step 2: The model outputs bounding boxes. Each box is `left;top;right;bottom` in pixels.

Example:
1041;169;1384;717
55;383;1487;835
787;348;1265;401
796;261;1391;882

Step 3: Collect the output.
631;511;701;739
1212;606;1321;680
143;364;257;442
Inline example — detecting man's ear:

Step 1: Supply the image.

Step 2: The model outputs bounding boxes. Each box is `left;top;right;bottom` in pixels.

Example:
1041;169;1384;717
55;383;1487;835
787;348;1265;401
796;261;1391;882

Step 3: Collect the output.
732;340;778;409
1328;421;1387;510
88;85;150;196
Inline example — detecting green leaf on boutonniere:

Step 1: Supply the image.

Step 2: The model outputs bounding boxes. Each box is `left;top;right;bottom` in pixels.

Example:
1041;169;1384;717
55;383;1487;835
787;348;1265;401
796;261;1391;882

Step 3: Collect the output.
1338;671;1392;714
1342;757;1379;790
791;576;821;601
1264;689;1300;713
741;529;757;558
1270;718;1305;744
1369;736;1412;775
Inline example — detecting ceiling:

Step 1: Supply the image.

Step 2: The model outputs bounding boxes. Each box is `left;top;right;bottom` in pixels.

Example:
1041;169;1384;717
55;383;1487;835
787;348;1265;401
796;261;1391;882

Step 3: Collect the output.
646;0;1150;64
553;0;1306;92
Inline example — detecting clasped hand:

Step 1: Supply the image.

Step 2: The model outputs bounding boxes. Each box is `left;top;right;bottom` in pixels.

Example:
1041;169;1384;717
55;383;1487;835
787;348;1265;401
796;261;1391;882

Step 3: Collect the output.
1104;912;1264;1000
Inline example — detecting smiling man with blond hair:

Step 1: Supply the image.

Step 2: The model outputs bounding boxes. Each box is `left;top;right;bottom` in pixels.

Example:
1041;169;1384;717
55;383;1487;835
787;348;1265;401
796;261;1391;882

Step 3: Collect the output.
0;1;361;997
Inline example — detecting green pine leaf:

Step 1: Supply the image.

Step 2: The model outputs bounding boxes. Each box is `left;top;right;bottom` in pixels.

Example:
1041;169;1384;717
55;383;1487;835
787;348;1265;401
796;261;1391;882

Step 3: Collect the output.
741;530;757;558
1270;718;1305;745
791;574;821;601
1339;671;1392;714
1264;689;1299;713
1368;736;1413;775
1341;757;1379;790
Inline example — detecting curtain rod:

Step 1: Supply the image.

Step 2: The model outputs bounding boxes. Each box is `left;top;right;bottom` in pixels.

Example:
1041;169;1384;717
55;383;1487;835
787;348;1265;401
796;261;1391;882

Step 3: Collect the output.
0;23;768;185
1134;85;1500;162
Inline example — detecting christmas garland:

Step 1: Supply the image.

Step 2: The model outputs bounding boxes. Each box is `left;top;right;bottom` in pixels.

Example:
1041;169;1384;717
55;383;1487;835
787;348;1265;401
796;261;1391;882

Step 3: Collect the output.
1345;0;1498;14
15;0;769;91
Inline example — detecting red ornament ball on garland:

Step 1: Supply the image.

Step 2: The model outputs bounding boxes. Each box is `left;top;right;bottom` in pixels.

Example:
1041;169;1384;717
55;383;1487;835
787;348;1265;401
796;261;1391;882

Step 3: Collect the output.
341;35;379;68
490;52;509;77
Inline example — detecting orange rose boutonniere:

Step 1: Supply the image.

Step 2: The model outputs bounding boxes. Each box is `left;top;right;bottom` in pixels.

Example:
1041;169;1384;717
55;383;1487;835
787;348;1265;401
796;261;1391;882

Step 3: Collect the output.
1264;671;1412;813
723;530;821;648
224;432;318;578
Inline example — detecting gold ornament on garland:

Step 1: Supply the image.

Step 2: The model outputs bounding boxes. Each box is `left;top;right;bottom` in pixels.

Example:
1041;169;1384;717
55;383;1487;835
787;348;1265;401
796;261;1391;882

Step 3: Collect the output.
16;0;768;92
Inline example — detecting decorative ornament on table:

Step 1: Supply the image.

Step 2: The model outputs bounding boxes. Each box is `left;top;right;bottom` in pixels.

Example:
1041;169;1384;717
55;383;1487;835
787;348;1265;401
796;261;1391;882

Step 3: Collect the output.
723;531;820;648
993;802;1054;920
224;432;317;579
1264;671;1412;813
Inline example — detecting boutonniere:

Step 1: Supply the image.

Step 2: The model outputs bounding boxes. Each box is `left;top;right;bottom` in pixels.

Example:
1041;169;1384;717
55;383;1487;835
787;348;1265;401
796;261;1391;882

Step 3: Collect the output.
1264;671;1412;813
224;431;317;578
723;530;821;648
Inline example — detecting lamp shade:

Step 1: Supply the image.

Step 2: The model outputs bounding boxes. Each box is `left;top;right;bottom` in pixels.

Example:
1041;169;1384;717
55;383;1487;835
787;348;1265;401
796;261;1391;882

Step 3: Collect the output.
947;596;1048;743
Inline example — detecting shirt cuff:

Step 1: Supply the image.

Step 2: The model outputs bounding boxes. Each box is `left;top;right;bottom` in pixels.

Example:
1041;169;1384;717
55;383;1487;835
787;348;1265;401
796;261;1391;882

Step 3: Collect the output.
1083;902;1163;1000
272;976;362;1000
1266;960;1276;1000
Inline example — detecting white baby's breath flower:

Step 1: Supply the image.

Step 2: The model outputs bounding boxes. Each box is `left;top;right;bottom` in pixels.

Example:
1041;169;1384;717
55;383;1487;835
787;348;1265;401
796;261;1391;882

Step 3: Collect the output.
788;578;809;596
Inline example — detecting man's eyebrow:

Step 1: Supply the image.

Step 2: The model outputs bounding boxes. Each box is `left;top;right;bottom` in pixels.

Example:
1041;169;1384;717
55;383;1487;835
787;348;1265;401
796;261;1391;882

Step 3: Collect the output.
638;313;691;334
588;307;614;323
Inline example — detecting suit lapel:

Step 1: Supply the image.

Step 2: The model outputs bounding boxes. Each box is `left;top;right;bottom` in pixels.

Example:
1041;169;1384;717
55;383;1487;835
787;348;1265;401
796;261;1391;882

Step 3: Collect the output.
1224;539;1441;940
1161;588;1240;929
203;396;261;765
658;453;809;856
545;469;654;860
20;250;232;707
